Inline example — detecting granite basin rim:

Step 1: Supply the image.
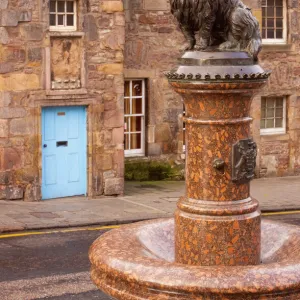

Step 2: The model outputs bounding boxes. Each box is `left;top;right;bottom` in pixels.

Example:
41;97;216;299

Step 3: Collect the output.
89;218;300;296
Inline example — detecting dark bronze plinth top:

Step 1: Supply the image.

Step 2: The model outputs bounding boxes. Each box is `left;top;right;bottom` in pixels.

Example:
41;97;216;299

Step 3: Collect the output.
165;51;271;82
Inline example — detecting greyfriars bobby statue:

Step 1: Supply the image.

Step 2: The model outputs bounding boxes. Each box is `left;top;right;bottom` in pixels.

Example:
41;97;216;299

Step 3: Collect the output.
170;0;262;59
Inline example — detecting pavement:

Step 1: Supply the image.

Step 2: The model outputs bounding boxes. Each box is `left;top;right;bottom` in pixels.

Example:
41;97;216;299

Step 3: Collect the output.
0;176;300;233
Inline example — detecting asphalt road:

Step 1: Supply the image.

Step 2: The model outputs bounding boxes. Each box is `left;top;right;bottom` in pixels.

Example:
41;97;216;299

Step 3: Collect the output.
1;214;300;300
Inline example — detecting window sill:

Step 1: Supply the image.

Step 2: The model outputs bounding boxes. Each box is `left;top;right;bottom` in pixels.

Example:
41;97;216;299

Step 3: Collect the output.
48;31;85;37
260;132;289;141
261;43;294;52
125;155;147;162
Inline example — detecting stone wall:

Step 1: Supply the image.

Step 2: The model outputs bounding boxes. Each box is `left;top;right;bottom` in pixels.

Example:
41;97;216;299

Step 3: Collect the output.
125;0;300;178
0;0;125;201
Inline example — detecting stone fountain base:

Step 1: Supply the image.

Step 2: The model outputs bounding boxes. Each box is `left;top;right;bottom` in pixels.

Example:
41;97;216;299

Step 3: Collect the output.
90;219;300;300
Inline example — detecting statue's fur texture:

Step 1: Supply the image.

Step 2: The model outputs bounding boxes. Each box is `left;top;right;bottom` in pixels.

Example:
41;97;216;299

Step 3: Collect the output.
170;0;262;59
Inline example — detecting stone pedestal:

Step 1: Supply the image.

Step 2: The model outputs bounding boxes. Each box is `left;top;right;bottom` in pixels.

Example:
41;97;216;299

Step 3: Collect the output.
166;51;270;266
89;51;300;299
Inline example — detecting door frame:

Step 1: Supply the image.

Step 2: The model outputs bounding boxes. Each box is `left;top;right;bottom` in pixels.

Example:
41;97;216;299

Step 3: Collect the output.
32;98;95;201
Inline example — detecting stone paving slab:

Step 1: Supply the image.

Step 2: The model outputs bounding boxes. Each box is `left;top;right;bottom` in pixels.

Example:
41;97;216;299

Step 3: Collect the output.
0;176;299;233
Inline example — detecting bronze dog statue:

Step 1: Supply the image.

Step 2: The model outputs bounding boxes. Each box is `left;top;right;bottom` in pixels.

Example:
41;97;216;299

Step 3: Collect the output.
170;0;262;59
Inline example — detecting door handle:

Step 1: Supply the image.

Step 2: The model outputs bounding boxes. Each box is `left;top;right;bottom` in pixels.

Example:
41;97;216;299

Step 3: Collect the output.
43;144;47;148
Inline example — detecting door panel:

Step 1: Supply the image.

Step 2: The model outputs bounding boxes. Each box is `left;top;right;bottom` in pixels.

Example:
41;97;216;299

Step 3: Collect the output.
68;153;80;183
44;155;57;185
42;106;87;200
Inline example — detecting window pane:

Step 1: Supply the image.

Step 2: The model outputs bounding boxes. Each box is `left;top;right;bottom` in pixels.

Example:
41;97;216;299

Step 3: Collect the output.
267;98;275;107
275;118;283;128
268;0;275;6
266;108;275;118
267;18;274;27
57;14;64;25
267;29;275;38
124;134;130;150
57;1;65;12
132;80;143;97
276;98;283;107
50;0;56;12
131;116;142;132
267;7;274;17
262;7;266;17
130;133;141;150
124;117;130;132
276;18;283;28
276;108;283;117
275;0;283;6
276;30;283;39
124;81;130;97
262;30;266;39
261;119;266;129
132;98;143;114
124;98;130;115
266;119;274;128
261;108;266;118
67;1;74;12
67;14;74;26
50;14;56;26
276;7;283;17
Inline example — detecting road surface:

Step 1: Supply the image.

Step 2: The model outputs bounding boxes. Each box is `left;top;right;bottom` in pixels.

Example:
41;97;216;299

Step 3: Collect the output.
1;213;300;299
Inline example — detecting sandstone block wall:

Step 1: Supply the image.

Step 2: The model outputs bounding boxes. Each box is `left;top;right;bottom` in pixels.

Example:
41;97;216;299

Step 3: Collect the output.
125;0;300;178
0;0;125;201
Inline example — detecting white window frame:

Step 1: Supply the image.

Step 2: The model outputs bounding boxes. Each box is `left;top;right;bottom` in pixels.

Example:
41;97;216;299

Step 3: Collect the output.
262;0;287;45
124;79;146;157
260;97;287;136
49;0;77;32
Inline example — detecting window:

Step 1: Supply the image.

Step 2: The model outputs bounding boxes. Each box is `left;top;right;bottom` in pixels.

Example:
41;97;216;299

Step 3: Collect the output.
261;0;287;44
260;97;286;135
124;80;146;156
50;0;77;31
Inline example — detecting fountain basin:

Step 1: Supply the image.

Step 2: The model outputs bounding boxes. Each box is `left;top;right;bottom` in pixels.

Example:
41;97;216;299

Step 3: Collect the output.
90;218;300;299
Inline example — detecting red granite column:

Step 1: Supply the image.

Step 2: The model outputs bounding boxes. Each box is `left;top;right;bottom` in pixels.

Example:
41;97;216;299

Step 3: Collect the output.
167;52;269;267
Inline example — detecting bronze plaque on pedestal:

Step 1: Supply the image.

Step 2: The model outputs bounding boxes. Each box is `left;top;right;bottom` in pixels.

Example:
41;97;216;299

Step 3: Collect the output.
232;138;257;184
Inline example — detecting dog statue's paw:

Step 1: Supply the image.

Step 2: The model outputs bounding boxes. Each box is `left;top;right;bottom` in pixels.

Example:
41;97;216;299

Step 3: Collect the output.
185;44;195;51
198;38;209;50
219;41;239;50
184;40;196;51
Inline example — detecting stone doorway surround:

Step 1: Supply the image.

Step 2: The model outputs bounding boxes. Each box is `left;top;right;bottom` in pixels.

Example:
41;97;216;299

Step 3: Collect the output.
30;91;96;202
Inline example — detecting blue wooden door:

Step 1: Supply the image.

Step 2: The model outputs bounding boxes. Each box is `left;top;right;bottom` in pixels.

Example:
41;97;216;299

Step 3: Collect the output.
42;106;87;200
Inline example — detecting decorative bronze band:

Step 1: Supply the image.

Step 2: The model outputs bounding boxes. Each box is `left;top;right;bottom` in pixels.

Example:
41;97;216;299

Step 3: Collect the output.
183;116;253;125
177;196;259;216
165;71;271;81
